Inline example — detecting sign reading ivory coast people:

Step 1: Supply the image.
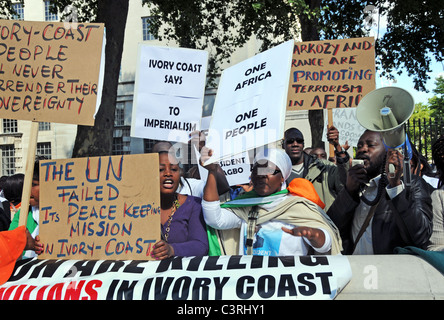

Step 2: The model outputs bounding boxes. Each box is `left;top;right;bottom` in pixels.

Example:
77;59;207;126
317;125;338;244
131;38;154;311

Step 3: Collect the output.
0;19;105;125
205;40;293;164
38;154;161;260
1;255;352;300
131;45;208;143
287;37;376;110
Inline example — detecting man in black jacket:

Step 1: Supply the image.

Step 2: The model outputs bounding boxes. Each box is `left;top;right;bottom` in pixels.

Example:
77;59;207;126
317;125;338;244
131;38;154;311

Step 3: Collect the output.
327;130;433;254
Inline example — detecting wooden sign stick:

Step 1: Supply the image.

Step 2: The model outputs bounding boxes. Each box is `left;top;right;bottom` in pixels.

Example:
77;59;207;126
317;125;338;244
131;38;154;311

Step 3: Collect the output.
18;121;39;227
328;109;335;158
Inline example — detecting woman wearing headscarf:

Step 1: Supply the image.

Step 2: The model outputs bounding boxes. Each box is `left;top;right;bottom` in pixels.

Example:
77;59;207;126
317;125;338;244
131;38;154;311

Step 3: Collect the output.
201;147;342;256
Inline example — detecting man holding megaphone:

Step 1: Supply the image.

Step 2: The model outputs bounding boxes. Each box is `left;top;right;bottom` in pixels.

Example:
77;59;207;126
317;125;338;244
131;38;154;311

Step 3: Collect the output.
326;87;433;255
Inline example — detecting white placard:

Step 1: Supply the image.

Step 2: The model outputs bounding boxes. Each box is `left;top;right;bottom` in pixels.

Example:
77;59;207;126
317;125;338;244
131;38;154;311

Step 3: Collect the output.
195;146;251;186
1;255;352;300
322;108;366;147
205;40;294;164
131;45;208;143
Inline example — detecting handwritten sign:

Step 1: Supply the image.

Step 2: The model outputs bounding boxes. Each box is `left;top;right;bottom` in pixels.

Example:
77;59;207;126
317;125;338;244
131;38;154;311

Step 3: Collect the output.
0;19;104;125
322;108;366;147
205;40;293;164
38;154;161;260
131;45;208;143
287;37;376;110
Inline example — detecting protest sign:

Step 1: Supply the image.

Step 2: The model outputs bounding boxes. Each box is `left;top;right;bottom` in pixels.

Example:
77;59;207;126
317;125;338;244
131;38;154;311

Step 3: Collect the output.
322;108;366;147
205;40;293;165
38;154;161;260
131;45;208;143
195;146;251;187
287;37;376;110
1;255;352;300
0;19;105;125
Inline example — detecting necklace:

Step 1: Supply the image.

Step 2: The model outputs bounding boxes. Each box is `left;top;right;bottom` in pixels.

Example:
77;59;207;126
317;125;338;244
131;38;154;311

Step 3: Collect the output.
163;195;180;242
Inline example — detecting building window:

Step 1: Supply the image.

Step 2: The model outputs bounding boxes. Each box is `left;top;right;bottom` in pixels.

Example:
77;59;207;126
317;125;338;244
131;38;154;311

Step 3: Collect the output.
39;122;51;131
44;0;58;21
11;3;24;20
142;17;156;41
115;102;125;126
1;145;16;176
3;119;18;134
37;142;52;159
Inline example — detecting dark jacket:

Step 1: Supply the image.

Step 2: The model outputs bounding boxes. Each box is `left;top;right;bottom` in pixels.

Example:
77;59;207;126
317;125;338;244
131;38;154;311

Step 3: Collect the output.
286;153;347;211
327;175;433;254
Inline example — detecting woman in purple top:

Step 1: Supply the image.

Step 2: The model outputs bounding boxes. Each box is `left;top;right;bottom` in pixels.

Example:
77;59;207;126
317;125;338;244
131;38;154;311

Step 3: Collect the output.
151;150;208;260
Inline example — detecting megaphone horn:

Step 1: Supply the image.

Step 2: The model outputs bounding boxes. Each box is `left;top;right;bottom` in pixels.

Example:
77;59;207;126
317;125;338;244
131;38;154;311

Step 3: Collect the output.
356;86;414;149
356;87;415;179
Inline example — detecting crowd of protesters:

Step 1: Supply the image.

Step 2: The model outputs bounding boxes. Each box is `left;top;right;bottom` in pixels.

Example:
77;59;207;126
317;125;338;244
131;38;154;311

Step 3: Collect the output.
1;125;443;284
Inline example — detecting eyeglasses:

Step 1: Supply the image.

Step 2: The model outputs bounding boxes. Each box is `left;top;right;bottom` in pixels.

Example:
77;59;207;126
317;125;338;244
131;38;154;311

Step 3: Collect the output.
252;166;282;176
285;138;304;144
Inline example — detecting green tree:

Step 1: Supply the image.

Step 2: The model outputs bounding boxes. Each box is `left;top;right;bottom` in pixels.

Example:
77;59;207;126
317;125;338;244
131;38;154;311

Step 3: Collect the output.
428;76;444;119
147;0;442;148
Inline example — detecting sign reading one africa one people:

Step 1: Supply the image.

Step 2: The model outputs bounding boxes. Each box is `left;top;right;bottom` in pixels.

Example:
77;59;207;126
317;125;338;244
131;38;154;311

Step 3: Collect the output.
287;37;376;110
38;154;161;261
0;19;104;125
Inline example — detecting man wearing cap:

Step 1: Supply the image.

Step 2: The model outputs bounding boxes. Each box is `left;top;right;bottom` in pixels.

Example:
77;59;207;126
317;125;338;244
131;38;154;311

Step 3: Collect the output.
282;126;348;210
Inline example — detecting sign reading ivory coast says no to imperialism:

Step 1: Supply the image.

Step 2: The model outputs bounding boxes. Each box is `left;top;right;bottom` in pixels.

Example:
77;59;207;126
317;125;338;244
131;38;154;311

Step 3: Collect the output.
38;154;161;260
131;45;208;143
287;37;376;110
0;19;104;125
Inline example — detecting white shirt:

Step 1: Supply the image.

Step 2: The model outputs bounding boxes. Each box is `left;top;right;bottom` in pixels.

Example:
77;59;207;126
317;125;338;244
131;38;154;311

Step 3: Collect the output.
352;175;405;254
202;197;332;256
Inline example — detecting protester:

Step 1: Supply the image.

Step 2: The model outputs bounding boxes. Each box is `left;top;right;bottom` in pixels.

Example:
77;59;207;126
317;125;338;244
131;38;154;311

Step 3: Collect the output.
282;126;348;210
201;147;342;256
152;137;230;198
327;130;433;254
310;147;327;160
0;226;43;286
8;158;42;259
428;135;444;251
151;148;208;260
410;142;439;189
0;176;10;232
2;173;24;222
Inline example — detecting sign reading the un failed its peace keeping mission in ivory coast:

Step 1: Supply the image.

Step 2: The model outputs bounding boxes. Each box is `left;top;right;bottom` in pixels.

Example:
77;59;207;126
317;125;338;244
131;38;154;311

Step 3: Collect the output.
38;154;161;261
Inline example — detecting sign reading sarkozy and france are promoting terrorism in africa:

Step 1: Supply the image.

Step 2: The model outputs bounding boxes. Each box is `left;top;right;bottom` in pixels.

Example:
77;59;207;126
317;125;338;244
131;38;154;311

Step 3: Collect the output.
131;45;208;143
38;154;161;261
0;19;105;125
204;40;293;165
287;37;375;110
0;255;352;300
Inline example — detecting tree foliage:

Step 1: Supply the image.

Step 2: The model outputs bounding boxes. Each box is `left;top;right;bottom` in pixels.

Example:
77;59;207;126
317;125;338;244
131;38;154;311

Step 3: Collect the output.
428;76;444;119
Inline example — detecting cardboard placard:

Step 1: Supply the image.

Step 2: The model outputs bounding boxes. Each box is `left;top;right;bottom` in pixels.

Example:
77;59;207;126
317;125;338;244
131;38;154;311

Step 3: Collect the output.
131;45;208;143
0;19;104;125
287;37;376;110
38;154;161;260
205;40;293;164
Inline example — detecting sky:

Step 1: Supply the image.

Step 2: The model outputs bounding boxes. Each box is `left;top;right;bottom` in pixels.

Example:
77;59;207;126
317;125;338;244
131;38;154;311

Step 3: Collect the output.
368;4;443;105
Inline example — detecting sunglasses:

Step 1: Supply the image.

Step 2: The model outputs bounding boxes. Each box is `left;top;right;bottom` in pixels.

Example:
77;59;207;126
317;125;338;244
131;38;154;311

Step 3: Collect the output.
285;138;304;144
252;165;282;176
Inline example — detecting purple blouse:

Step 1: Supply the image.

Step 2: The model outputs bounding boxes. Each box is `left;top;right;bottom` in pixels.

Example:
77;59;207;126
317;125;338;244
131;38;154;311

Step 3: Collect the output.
161;195;208;257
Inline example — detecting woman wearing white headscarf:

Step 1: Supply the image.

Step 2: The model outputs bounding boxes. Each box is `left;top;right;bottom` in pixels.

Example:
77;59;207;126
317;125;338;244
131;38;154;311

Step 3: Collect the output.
202;148;342;256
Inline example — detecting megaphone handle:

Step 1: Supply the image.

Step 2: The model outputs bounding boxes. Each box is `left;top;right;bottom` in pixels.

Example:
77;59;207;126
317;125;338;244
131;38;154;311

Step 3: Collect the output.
388;163;396;178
